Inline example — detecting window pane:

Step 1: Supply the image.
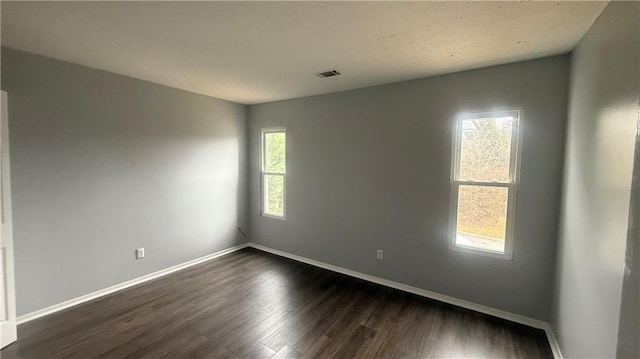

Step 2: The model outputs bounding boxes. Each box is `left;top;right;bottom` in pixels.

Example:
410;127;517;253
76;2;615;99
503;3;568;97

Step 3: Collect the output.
456;185;508;253
265;132;286;173
264;174;284;217
459;116;513;182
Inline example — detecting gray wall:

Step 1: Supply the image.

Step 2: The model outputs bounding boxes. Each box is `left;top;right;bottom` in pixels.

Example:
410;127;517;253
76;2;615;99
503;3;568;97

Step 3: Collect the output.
249;56;569;320
1;48;248;316
552;2;640;358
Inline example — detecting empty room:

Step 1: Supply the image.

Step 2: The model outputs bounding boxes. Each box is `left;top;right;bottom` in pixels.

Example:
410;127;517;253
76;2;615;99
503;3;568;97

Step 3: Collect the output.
0;1;638;358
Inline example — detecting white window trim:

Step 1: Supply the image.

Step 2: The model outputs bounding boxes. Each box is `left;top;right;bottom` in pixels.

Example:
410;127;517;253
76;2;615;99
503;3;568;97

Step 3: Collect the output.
261;127;286;220
449;106;523;260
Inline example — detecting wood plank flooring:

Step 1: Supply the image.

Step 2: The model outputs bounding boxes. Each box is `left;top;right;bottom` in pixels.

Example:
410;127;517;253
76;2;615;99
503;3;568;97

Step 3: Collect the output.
1;248;553;359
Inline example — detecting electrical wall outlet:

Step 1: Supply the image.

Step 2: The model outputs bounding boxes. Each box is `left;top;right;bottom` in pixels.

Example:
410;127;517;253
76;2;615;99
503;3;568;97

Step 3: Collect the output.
376;249;383;260
135;248;145;260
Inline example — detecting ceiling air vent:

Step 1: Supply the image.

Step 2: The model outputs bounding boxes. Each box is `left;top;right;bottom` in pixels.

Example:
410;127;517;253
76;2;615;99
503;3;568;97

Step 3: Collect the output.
316;70;341;78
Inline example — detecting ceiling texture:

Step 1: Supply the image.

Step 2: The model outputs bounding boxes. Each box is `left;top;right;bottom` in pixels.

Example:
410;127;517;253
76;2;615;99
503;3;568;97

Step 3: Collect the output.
2;1;607;104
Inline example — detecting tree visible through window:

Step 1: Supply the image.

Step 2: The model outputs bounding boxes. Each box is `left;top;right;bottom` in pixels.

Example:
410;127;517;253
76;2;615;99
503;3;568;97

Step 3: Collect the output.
451;109;521;257
262;129;286;218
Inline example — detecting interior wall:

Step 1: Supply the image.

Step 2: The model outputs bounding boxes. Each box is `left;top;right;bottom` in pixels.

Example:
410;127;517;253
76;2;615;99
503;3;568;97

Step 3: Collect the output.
552;2;640;358
1;48;248;316
248;56;569;320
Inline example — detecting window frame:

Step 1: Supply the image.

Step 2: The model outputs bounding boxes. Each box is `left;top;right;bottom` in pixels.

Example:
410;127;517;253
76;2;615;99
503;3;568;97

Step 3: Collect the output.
261;127;287;220
449;107;523;260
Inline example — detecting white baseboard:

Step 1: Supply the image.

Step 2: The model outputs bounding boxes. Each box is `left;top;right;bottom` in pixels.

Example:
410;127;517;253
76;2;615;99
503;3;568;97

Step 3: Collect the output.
16;243;249;325
543;323;564;359
247;242;563;359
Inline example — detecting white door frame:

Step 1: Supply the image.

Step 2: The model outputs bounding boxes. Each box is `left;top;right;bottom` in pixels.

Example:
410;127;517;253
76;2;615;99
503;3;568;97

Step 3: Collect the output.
1;90;17;348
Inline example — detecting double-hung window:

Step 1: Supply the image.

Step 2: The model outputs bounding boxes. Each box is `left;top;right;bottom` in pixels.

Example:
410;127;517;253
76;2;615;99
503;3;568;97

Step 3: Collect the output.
261;128;286;219
451;108;522;259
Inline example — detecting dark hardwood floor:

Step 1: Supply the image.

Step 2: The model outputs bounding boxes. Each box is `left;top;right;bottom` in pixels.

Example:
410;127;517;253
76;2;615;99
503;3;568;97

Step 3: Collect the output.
1;248;553;359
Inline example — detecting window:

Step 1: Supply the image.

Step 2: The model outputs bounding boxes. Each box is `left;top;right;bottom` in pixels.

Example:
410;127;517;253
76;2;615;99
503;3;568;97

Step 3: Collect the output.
450;108;522;259
261;128;286;219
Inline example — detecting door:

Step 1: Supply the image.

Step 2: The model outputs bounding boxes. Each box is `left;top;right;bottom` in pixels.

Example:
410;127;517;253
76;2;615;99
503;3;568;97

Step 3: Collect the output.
0;91;17;348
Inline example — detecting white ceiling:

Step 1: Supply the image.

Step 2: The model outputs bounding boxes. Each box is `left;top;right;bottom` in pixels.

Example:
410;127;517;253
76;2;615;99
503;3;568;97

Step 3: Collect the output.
1;1;607;105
